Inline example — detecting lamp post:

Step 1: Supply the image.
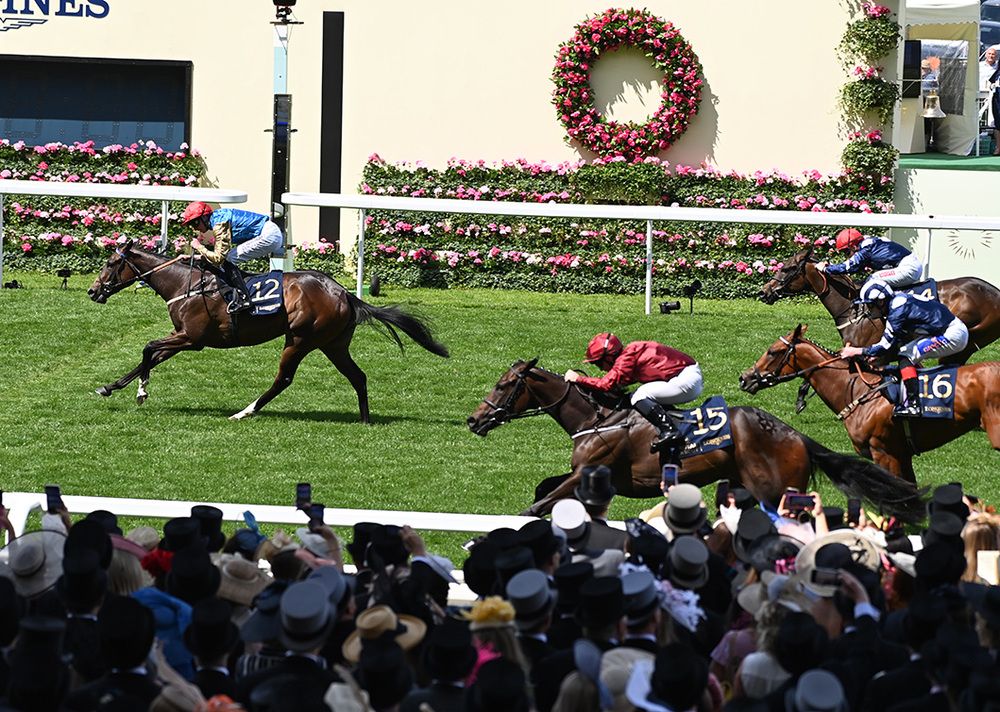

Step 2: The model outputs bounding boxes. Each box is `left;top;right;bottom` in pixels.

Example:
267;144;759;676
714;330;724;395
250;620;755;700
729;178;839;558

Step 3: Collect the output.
270;0;301;270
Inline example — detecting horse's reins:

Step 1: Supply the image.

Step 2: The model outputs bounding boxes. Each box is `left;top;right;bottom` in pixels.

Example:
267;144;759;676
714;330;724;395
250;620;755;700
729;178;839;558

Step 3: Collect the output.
480;367;572;425
774;260;881;332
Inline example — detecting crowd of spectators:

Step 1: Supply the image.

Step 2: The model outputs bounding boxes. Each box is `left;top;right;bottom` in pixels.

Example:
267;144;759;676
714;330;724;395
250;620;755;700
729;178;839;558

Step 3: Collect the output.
0;467;999;712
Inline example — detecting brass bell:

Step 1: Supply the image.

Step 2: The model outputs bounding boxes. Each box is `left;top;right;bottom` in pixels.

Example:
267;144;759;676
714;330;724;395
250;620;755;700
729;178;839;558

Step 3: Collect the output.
922;91;946;119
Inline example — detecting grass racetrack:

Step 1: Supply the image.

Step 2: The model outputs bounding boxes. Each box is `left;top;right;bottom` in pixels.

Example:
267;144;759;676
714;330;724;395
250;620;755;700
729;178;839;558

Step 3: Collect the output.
1;271;997;559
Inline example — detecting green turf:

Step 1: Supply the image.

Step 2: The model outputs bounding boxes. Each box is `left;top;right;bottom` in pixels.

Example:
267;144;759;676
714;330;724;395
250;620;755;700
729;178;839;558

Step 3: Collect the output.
0;271;996;561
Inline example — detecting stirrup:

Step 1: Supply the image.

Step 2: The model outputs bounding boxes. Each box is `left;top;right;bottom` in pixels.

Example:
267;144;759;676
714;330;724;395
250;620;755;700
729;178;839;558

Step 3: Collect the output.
650;430;685;454
893;403;922;419
228;297;252;314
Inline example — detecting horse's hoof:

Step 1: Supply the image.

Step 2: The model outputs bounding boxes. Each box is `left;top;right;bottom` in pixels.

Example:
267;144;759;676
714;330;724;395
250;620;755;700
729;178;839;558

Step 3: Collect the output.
95;386;112;397
230;410;255;421
136;394;147;405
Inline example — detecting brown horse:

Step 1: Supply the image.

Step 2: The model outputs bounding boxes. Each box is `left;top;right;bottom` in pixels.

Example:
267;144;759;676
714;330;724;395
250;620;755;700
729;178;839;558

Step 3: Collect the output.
87;242;449;419
739;324;1000;481
758;248;1000;365
467;360;924;521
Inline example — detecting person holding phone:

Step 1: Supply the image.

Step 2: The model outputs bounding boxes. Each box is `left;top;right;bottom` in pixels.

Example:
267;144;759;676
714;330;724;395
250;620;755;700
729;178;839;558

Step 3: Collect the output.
565;332;703;453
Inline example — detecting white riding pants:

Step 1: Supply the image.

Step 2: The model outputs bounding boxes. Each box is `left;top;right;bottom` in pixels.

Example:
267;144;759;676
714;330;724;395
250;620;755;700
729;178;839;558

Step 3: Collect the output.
865;253;924;291
630;363;704;406
899;318;969;363
228;221;285;262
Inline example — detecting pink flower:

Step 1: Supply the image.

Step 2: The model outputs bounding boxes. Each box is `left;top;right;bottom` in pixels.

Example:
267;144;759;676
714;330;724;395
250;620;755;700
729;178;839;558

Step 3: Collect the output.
21;243;32;252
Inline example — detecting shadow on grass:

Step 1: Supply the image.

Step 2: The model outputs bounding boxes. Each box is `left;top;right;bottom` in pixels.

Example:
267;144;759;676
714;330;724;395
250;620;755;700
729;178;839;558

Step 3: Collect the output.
158;405;456;426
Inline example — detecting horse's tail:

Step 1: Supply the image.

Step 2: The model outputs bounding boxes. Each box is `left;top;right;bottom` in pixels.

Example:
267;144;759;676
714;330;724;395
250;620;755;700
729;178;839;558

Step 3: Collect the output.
346;293;450;358
804;437;927;525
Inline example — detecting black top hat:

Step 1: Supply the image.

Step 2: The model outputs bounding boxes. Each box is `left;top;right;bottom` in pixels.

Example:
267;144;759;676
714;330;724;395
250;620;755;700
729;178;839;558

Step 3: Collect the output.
357;637;414;709
464;539;501;598
190;506;226;553
517;520;561;567
495;546;534;590
6;616;68;707
575;465;616;507
733;509;776;563
184;597;239;660
99;595;155;669
928;484;969;522
370;526;408;567
625;518;671;572
487;528;521;551
162;517;203;552
923;511;964;549
577;576;625;629
649;643;709;712
346;521;381;567
668;536;710;590
915;541;966;589
554;561;594;612
0;578;23;647
166;546;221;605
65;519;113;570
731;488;756;510
240;580;291;643
57;547;107;613
422;617;477;682
469;658;531;712
773;611;829;677
84;510;123;536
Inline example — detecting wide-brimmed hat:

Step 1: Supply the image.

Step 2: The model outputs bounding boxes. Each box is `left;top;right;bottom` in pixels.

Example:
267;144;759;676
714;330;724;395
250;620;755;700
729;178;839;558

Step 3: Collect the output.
279;581;335;653
240;580;291;643
577;576;625;628
216;556;271;607
575;465;616;507
342;604;426;663
554;561;594;613
784;669;846;712
162;518;203;552
0;530;66;599
663;484;707;535
422;617;477;682
749;533;803;575
166;546;221;604
552;499;590;548
622;571;660;626
669;535;710;590
625;644;708;712
190;506;226;553
295;527;333;558
463;539;500;598
733;509;777;563
184;597;239;660
126;526;161;552
506;569;557;631
795;530;879;597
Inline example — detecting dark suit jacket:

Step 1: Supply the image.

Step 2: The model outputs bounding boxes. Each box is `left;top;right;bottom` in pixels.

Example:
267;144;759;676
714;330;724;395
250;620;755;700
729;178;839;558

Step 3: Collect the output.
586;520;628;551
196;668;236;700
400;683;466;712
887;691;950;712
64;671;161;711
235;655;339;707
532;640;617;712
64;617;106;683
518;635;555;673
862;660;929;712
547;614;582;651
622;637;659;654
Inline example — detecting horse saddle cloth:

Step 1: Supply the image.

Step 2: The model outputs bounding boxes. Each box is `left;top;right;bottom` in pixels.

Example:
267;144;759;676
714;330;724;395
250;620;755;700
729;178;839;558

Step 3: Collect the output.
899;278;938;301
667;395;733;458
225;270;284;316
880;364;957;419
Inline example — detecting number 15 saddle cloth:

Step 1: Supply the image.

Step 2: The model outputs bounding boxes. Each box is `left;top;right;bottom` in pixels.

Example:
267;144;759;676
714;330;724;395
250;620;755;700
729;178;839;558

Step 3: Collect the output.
671;395;733;457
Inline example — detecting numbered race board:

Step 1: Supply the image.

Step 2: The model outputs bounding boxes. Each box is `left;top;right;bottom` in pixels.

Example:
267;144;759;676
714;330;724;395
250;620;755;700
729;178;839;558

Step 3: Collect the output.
883;365;958;419
243;271;284;316
900;279;938;301
675;395;733;457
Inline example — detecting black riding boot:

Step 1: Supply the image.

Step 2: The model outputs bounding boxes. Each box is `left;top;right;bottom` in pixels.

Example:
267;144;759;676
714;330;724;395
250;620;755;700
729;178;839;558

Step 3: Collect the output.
633;398;685;454
222;261;252;314
895;376;923;418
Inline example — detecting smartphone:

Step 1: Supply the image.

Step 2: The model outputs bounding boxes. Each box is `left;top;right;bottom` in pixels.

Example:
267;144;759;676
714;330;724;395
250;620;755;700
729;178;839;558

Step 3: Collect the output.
44;484;63;514
785;493;816;511
295;482;312;511
662;464;679;489
307;502;325;531
715;481;730;509
847;498;861;526
811;567;841;586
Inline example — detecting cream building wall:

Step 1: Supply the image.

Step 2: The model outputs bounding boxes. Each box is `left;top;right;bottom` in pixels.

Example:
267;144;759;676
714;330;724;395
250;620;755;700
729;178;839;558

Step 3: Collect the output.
1;1;868;251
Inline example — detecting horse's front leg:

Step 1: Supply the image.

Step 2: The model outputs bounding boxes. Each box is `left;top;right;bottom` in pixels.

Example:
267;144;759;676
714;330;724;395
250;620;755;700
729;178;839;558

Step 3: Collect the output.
522;470;585;517
96;334;195;403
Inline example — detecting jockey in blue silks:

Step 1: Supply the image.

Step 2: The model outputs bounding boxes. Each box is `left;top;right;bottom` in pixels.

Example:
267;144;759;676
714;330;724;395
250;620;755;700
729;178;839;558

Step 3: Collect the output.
816;228;924;296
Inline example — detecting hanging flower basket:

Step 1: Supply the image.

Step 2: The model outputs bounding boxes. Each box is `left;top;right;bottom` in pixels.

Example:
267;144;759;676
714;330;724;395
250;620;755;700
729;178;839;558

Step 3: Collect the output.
552;8;703;161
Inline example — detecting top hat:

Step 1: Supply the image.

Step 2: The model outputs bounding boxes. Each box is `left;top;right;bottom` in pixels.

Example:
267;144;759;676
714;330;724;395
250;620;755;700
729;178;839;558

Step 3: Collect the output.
552;499;590;548
822;507;846;530
495;546;534;590
517;520;561;565
575;465;616;507
346;521;382;568
622;571;660;625
279;581;335;653
190;506;226;553
731;488;756;510
342;604;427;663
487;527;521;551
625;518;671;572
773;612;829;677
99;595;155;668
240;580;291;643
913;542;967;591
923;511;964;549
733;509;777;563
162;518;203;552
928;484;969;522
0;530;66;599
184;597;239;660
166;546;221;604
626;644;709;712
668;535;710;590
748;533;803;575
464;539;500;598
369;526;408;567
217;556;271;607
577;576;625;628
65;519;113;570
506;569;557;630
422;617;477;682
554;561;594;612
785;669;846;712
357;637;414;710
84;510;123;536
306;564;352;608
56;546;107;612
663;484;707;535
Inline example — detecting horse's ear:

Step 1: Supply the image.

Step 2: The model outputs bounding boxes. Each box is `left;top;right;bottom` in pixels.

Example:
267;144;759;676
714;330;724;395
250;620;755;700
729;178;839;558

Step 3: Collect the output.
523;357;539;371
805;246;814;261
793;324;807;339
123;239;135;252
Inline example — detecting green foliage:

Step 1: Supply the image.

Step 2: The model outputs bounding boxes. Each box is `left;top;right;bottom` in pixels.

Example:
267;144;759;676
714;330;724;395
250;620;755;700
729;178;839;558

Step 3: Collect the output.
841;77;901;125
570;161;667;205
839;17;901;65
841;134;899;185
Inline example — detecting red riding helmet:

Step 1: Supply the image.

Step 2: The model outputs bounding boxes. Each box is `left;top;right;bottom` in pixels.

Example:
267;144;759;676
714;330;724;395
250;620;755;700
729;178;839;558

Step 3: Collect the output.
834;228;863;251
180;201;213;226
584;332;623;363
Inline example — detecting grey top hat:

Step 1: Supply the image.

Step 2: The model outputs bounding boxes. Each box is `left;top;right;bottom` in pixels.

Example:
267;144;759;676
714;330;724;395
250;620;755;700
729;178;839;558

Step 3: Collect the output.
506;569;556;631
733;509;777;563
669;536;710;590
278;581;334;652
622;571;660;625
785;669;847;712
663;484;707;535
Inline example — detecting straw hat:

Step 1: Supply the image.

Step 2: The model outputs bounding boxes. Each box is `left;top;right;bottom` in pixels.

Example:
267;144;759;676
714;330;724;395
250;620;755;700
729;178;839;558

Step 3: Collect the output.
341;604;426;663
0;530;66;599
795;529;879;597
216;556;271;607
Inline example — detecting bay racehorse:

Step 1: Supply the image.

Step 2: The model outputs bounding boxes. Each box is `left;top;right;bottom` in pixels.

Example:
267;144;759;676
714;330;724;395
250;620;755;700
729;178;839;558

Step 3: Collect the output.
467;359;924;521
758;248;1000;365
88;242;449;420
739;324;1000;481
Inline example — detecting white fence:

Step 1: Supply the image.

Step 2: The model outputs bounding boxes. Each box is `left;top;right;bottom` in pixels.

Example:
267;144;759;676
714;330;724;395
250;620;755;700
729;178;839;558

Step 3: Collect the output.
0;179;248;285
282;191;1000;314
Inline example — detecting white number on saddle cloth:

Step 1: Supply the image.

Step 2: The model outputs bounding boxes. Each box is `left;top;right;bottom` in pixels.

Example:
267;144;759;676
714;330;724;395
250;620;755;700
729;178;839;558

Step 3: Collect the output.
690;406;728;436
253;278;281;302
919;373;954;400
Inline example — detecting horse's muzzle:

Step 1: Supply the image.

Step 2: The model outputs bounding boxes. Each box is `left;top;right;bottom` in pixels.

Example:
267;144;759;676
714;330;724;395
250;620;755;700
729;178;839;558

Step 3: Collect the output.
88;287;108;304
466;416;494;437
758;289;779;305
738;368;762;394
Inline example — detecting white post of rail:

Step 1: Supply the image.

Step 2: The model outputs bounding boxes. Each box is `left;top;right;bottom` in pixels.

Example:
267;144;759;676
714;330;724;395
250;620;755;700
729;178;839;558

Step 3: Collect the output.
0;193;4;286
159;200;170;251
356;208;366;298
645;219;653;315
923;227;933;279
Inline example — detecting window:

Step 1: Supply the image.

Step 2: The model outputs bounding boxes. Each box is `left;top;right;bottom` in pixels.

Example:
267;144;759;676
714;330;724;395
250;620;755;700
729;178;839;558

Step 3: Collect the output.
0;55;191;150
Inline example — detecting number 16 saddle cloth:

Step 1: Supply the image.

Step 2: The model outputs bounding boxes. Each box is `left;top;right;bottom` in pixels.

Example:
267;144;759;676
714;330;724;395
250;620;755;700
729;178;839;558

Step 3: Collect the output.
882;365;958;419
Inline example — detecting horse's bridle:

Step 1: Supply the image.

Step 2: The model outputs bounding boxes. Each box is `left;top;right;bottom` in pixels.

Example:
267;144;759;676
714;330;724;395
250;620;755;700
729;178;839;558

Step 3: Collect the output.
748;336;842;390
480;365;572;426
92;248;186;301
770;256;829;300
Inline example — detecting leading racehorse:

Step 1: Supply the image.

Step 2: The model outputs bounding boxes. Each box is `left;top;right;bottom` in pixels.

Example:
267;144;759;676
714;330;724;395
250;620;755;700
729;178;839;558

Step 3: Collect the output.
758;248;1000;365
468;359;924;521
739;324;1000;481
88;242;449;420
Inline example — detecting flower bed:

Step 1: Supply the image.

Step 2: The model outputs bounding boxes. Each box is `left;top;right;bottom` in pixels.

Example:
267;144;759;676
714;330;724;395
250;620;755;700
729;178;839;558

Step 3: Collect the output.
358;155;893;298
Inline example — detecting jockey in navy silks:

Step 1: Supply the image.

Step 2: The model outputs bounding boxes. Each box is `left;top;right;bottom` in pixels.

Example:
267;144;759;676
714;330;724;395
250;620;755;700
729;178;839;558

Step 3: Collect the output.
816;228;924;296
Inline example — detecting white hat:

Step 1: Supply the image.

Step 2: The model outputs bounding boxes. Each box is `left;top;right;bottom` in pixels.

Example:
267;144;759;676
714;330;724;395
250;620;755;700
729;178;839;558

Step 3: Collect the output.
552;499;590;546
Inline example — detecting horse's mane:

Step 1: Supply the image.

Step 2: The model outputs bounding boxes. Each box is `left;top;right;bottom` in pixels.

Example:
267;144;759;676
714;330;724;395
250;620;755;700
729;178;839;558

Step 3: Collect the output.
797;334;882;374
799;335;840;358
520;361;630;412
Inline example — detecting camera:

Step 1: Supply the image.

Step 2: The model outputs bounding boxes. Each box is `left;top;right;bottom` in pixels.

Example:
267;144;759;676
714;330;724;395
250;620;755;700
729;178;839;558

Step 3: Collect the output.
682;279;702;298
659;300;681;314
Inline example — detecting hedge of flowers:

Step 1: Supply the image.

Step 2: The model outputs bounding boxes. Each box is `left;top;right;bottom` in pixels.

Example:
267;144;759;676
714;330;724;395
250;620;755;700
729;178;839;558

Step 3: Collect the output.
358;154;893;298
552;8;703;161
838;3;901;128
1;139;207;272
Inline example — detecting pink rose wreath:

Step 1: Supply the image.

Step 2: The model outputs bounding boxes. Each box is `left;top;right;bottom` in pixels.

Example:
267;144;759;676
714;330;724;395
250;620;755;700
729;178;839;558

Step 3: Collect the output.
552;8;703;161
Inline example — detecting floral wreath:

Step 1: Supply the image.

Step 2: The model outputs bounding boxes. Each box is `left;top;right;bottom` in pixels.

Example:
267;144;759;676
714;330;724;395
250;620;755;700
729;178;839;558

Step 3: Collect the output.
552;8;703;161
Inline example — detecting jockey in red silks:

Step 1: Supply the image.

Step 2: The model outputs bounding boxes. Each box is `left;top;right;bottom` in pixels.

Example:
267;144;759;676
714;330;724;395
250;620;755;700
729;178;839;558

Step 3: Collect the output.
565;333;704;453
